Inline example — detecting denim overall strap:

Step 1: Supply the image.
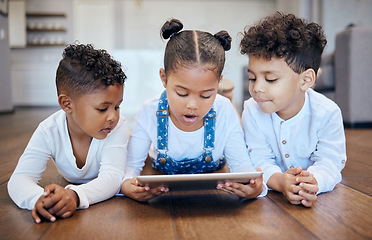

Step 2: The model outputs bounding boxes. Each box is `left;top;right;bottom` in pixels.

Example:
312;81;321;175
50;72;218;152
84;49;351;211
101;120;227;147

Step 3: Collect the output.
156;91;169;159
203;109;216;162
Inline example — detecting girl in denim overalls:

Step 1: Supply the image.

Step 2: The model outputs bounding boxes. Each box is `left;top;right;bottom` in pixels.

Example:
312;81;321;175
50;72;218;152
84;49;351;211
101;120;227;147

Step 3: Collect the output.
121;19;266;202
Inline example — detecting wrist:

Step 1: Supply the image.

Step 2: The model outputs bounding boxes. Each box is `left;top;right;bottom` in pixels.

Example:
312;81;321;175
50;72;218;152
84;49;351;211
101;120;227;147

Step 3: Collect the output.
267;172;284;193
67;189;80;207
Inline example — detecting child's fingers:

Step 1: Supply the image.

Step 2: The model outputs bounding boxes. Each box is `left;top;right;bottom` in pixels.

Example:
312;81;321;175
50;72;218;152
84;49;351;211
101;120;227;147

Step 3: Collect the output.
31;207;42;224
34;204;56;222
219;184;246;197
284;191;304;205
299;189;317;202
47;198;66;215
55;205;74;218
285;167;302;176
299;182;319;194
301;199;314;207
218;181;262;198
60;210;74;219
299;170;310;177
43;192;61;209
296;175;317;185
43;184;59;197
290;184;302;194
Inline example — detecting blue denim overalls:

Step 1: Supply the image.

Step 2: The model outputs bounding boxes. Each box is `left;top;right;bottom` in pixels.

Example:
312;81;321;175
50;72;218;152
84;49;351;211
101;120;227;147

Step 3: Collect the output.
151;91;226;174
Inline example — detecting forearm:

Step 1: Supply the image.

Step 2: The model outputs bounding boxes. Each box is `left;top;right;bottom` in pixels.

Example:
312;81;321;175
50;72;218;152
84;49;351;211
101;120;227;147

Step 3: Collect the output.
8;175;44;210
267;172;283;192
66;172;122;209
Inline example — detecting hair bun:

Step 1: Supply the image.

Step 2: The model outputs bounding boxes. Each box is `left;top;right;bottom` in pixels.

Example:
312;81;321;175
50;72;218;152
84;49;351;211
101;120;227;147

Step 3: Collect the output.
161;19;183;39
214;31;232;51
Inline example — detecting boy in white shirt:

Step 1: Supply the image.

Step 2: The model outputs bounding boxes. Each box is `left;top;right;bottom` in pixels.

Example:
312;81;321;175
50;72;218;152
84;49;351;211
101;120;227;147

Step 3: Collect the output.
240;12;346;207
8;44;128;223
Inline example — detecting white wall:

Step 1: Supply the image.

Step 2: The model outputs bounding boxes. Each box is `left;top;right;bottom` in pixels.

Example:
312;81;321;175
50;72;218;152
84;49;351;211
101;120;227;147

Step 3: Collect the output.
10;0;372;127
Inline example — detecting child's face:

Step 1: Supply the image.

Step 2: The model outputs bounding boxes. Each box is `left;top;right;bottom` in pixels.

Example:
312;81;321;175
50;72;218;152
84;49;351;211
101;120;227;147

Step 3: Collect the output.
160;66;220;132
68;85;123;140
247;56;307;120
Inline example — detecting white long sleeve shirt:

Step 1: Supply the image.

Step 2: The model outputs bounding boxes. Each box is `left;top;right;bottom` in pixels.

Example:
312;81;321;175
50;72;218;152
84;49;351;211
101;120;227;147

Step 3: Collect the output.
8;110;128;210
242;88;347;194
125;94;267;197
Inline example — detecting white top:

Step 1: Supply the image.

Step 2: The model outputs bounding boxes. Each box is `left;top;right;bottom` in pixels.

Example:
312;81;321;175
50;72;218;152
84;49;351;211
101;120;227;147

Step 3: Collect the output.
242;88;347;194
8;110;128;210
125;94;267;197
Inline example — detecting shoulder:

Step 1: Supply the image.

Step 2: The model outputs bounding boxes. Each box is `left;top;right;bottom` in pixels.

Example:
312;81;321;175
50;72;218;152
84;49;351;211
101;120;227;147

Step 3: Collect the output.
307;88;341;117
242;97;267;120
214;94;234;110
213;94;239;120
38;110;66;132
132;93;161;131
138;94;161;117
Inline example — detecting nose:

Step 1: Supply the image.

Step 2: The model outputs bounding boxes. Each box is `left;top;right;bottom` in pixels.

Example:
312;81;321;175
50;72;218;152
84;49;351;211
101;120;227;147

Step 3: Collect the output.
252;79;265;93
107;108;118;122
186;97;198;110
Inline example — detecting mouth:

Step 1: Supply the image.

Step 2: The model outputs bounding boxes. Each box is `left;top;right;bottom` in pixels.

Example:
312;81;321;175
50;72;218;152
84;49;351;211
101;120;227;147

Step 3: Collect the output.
101;126;113;134
183;114;198;124
254;98;269;103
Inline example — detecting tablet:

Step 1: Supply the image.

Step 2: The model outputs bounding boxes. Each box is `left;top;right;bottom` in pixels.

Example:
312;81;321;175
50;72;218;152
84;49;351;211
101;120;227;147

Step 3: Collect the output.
137;172;262;191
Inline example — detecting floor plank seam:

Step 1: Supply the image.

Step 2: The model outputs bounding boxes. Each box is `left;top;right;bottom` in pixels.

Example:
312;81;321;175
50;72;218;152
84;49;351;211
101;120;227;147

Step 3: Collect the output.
168;193;179;240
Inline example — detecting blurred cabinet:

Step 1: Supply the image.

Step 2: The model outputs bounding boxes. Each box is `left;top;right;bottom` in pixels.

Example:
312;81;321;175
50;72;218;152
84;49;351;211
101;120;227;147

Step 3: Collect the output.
10;0;73;106
26;12;67;46
8;1;26;48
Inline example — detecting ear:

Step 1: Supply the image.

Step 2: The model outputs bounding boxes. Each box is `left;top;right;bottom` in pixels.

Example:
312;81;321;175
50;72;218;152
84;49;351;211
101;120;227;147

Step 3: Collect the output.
159;68;167;88
219;75;223;83
58;94;73;113
300;69;316;91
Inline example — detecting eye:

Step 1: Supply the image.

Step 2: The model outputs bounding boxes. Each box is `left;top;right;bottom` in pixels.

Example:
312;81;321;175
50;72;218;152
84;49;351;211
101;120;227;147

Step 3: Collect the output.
97;108;108;112
249;78;256;82
115;106;120;110
176;92;188;97
201;95;212;99
266;79;278;83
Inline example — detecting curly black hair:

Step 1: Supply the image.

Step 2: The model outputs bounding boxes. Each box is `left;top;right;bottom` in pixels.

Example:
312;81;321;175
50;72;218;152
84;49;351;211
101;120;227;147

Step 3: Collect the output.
161;18;231;77
240;12;327;74
56;44;126;97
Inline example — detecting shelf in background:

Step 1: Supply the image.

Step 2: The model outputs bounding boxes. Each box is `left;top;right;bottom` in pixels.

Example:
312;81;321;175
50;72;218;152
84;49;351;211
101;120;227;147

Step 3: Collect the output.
27;28;66;32
26;43;66;47
26;12;66;17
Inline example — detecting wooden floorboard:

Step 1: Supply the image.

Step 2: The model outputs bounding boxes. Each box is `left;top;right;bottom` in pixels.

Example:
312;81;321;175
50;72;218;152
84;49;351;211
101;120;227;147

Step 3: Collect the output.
1;107;371;239
342;129;372;195
267;184;372;240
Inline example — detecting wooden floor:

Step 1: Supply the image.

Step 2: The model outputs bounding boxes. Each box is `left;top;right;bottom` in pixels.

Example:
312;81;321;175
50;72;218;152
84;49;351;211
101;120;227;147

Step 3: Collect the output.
1;107;372;239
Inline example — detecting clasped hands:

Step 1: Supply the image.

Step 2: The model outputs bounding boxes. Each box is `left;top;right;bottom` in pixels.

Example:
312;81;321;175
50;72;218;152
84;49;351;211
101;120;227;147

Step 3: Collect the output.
32;184;79;223
277;167;319;207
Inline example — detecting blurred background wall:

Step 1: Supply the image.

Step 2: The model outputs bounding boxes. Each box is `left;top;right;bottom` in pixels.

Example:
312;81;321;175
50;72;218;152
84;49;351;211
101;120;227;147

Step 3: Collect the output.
2;0;372;128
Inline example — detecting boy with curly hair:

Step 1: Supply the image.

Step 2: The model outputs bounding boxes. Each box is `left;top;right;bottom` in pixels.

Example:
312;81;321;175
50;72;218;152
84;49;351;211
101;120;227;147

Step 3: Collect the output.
240;12;346;207
8;44;128;222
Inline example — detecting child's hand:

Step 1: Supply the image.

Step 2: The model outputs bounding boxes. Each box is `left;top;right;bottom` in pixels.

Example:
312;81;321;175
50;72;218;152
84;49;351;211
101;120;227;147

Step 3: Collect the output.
31;184;78;223
32;191;56;223
217;168;264;199
121;178;168;202
275;167;304;205
296;170;319;207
